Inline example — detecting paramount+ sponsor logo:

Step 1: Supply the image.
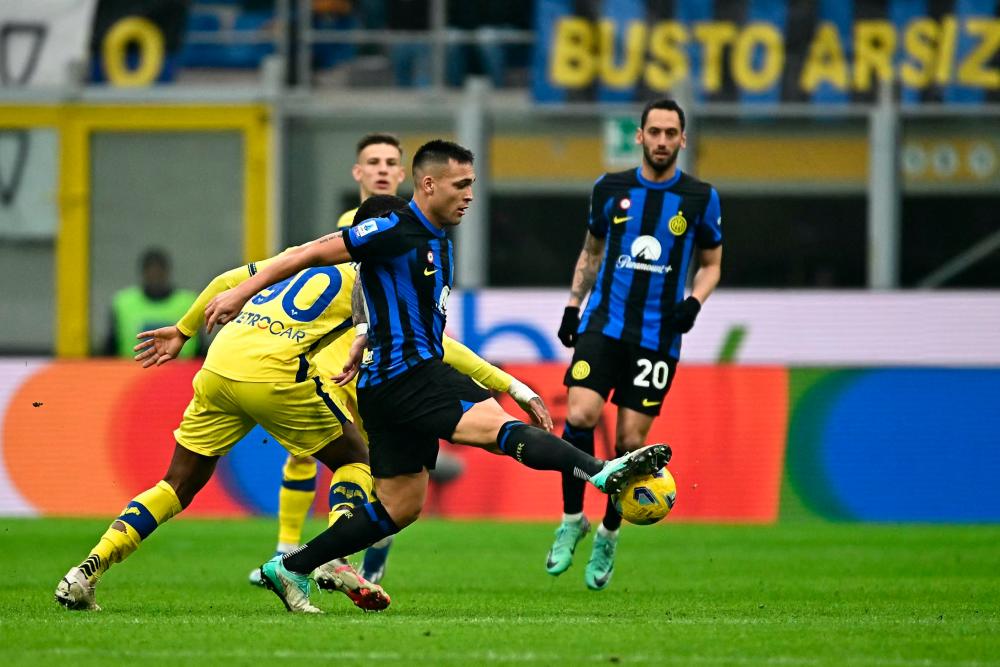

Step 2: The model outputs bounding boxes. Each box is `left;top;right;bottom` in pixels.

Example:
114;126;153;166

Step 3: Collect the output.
231;309;308;341
616;235;673;275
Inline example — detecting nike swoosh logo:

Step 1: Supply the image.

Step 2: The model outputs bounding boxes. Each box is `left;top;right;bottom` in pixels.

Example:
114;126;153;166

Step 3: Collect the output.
612;216;631;224
592;570;613;588
423;268;438;276
641;399;661;407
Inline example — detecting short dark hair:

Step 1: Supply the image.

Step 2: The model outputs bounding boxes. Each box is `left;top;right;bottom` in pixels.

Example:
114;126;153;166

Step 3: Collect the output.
140;248;170;271
640;98;686;131
412;139;474;174
356;132;402;156
353;194;408;226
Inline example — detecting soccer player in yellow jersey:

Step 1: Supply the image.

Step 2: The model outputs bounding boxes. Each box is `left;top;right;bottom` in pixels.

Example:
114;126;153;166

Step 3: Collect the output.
54;237;392;613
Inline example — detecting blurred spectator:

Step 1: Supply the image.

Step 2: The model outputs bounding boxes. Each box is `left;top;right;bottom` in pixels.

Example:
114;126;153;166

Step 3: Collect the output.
387;0;431;87
104;248;204;358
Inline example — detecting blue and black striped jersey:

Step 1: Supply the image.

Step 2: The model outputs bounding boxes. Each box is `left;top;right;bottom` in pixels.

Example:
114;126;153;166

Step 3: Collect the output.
580;168;723;357
343;200;453;388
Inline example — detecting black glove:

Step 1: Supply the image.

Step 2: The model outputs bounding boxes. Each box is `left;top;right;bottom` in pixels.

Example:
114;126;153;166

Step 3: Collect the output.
557;306;581;348
669;296;702;334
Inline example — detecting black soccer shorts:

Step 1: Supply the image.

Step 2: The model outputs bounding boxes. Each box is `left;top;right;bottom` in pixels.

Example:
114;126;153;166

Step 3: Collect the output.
563;332;678;417
357;358;491;477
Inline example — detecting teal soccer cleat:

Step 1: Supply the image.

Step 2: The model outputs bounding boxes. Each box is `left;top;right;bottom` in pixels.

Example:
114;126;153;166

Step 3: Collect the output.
584;531;618;591
545;516;591;575
259;556;322;613
589;444;672;494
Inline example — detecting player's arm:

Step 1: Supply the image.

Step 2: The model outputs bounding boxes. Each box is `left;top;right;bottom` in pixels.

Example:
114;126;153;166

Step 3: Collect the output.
568;231;605;309
205;233;351;332
671;187;724;334
333;274;370;386
558;231;605;348
691;245;722;304
442;335;553;431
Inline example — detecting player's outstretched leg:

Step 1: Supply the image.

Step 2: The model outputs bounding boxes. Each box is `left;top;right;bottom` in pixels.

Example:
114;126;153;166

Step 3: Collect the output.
494;421;671;495
588;443;672;494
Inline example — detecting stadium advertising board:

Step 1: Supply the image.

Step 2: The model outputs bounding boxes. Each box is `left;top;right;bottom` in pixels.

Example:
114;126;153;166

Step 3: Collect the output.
2;359;998;523
447;290;1000;366
533;0;1000;104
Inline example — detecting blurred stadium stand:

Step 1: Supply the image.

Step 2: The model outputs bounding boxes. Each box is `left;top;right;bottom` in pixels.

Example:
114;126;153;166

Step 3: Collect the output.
1;0;999;356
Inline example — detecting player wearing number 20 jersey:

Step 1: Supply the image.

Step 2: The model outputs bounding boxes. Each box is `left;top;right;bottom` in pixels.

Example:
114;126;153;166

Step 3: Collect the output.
581;167;722;359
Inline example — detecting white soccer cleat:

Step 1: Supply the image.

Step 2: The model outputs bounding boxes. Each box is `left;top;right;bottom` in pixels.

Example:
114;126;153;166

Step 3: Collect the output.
313;559;390;612
54;567;100;611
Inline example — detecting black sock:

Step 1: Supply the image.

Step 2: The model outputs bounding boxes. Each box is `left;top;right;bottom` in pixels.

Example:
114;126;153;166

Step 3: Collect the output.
560;421;595;514
497;421;604;480
602;493;623;531
282;501;399;575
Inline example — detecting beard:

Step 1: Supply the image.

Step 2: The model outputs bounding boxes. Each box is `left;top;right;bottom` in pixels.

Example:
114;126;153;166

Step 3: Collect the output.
643;145;679;174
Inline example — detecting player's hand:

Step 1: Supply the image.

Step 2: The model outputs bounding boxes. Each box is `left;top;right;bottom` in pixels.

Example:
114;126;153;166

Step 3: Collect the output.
668;296;702;334
134;326;188;368
333;334;367;386
524;396;554;432
557;306;580;348
205;287;249;334
508;379;552;431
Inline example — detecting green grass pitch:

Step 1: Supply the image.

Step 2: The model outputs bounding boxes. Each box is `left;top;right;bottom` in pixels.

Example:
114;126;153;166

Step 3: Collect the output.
2;517;998;666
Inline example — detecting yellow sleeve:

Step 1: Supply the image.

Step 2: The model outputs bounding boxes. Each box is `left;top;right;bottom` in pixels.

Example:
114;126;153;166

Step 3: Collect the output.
337;208;359;229
175;250;292;337
441;334;513;393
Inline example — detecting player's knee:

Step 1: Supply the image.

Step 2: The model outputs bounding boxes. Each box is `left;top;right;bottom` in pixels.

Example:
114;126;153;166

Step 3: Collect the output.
382;499;422;529
566;405;601;429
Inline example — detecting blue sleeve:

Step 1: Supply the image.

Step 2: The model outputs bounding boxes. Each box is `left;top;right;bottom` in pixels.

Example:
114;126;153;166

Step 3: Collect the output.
343;215;404;262
695;187;723;249
586;176;610;239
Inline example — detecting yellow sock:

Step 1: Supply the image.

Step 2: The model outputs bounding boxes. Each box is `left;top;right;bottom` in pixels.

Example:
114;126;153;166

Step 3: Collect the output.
79;480;182;583
277;455;318;549
327;462;374;526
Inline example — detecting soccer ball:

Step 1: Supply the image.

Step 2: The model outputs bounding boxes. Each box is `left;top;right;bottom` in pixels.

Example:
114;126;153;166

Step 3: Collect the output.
613;467;677;525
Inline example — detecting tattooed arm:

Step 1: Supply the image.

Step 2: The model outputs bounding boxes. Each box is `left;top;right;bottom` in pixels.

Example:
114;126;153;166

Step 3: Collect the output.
568;232;606;308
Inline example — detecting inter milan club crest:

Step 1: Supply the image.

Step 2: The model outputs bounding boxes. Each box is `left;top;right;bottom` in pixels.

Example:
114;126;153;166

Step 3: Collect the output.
427;250;434;264
619;198;631;210
669;211;687;236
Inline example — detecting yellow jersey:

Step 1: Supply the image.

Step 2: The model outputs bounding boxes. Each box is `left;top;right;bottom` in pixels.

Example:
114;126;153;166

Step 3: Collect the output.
178;252;355;383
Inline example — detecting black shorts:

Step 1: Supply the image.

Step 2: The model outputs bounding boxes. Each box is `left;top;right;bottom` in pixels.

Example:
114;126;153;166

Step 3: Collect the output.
357;359;491;477
563;332;678;416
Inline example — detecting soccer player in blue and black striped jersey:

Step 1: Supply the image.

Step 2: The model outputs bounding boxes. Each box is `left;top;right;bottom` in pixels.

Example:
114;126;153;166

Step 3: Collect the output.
203;139;672;611
547;99;723;591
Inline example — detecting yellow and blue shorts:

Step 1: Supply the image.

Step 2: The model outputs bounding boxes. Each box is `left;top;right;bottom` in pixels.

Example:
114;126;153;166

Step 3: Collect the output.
174;369;351;458
319;376;368;445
